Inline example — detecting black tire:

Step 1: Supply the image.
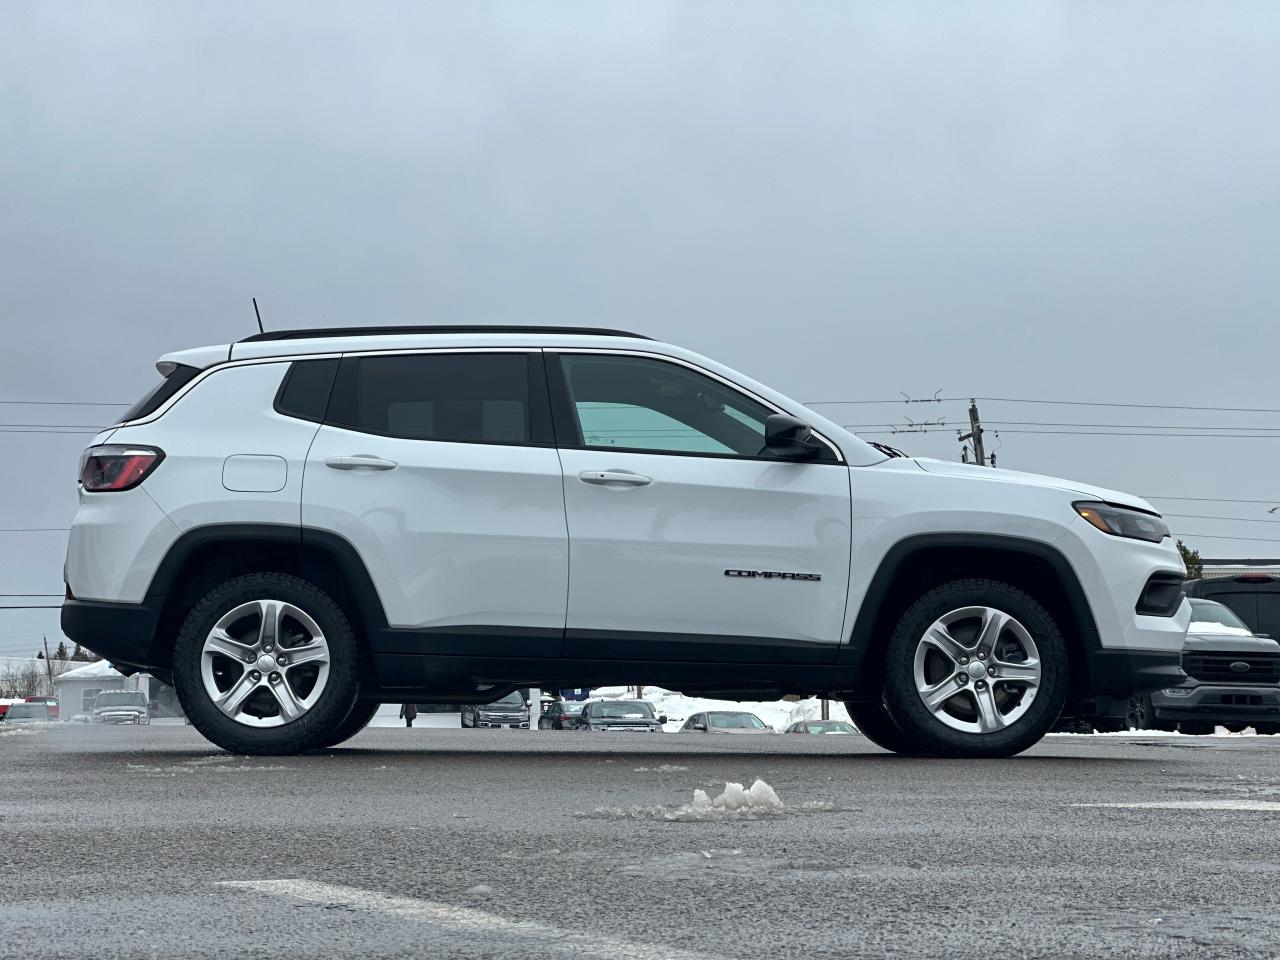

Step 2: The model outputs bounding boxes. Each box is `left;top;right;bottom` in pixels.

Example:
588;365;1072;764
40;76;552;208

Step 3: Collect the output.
844;699;933;755
1254;723;1280;735
881;579;1070;758
172;573;360;755
319;699;381;748
1178;721;1215;736
1092;717;1126;734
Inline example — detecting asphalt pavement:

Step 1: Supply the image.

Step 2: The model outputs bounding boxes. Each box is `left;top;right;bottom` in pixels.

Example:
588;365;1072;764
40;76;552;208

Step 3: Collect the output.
4;723;1280;960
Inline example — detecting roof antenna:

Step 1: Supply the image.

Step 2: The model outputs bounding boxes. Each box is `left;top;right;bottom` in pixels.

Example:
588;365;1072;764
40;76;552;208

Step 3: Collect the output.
252;297;264;335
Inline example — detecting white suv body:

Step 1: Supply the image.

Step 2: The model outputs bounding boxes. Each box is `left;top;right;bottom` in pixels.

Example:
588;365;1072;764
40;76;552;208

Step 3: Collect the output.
62;326;1189;756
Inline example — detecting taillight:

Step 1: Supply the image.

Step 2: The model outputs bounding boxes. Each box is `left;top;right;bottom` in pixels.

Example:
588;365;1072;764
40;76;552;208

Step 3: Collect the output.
78;445;165;491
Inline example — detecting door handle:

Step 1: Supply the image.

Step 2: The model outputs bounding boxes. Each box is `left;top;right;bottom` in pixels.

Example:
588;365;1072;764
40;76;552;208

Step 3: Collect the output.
325;455;398;471
578;470;652;487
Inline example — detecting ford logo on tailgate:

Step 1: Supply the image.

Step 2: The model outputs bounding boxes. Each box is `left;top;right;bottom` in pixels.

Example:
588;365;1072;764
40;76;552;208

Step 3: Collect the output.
1230;661;1251;673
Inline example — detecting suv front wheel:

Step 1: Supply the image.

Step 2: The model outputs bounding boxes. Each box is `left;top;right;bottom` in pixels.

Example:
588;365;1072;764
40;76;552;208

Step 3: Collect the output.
172;573;360;755
881;579;1069;758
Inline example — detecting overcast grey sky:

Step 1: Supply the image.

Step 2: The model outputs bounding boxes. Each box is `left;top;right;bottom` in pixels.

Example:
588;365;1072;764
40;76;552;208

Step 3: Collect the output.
3;2;1279;656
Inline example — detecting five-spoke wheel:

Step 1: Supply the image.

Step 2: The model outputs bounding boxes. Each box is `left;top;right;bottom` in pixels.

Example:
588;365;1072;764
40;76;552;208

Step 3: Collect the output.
172;573;358;755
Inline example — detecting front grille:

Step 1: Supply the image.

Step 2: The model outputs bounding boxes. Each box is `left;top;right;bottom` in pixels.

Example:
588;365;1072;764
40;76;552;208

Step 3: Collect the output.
1183;651;1280;684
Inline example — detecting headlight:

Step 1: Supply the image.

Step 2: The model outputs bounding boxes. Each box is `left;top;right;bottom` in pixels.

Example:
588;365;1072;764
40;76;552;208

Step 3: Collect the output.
1074;502;1169;543
1163;687;1194;697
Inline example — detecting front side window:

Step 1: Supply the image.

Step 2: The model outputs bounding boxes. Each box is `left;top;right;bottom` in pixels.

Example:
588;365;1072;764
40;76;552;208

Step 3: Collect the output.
558;354;788;458
328;353;535;445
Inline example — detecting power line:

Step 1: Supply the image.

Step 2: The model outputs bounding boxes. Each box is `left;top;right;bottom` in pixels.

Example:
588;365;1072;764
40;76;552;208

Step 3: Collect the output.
810;396;1280;414
0;399;128;407
1146;496;1280;504
1166;514;1280;525
1174;533;1280;544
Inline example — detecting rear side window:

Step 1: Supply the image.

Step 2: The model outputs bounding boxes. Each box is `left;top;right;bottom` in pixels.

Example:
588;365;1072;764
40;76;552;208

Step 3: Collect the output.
274;359;339;423
326;353;551;445
118;364;201;423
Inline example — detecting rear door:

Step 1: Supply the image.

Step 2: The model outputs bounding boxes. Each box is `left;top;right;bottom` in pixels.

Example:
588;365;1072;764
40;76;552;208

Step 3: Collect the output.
302;349;568;658
549;350;852;664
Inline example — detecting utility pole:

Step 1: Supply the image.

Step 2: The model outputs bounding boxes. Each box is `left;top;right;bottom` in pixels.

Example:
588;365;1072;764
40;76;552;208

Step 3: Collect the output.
42;635;55;696
959;400;993;466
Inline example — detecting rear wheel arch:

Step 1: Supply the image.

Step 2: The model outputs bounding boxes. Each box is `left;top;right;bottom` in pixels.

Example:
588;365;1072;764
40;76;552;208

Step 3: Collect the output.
144;524;386;683
845;534;1100;698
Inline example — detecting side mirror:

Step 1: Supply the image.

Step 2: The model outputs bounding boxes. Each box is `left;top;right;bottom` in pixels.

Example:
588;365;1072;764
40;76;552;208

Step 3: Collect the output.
764;414;822;459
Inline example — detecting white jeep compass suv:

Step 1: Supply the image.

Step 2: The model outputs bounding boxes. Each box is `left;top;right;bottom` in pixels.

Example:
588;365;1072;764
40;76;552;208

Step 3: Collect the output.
61;325;1190;756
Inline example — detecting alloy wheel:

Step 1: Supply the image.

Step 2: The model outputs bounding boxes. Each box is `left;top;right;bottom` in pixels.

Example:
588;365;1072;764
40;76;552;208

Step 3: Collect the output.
912;605;1041;734
199;599;331;728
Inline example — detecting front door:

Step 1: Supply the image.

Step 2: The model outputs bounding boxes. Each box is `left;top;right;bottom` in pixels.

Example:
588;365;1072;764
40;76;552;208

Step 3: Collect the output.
302;350;568;659
550;351;851;664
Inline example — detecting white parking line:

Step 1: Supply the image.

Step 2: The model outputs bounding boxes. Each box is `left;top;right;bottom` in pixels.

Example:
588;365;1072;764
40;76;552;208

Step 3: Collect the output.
217;879;728;960
1073;800;1280;811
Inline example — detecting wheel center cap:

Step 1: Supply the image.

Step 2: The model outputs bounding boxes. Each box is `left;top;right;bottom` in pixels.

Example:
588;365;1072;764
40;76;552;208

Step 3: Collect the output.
256;654;277;674
967;660;988;680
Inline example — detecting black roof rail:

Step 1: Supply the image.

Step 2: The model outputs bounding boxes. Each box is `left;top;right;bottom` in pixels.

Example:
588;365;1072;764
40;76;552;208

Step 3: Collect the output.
240;325;651;343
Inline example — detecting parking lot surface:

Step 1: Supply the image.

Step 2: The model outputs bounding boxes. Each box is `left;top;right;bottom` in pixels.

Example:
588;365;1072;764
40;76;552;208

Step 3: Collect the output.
4;724;1280;959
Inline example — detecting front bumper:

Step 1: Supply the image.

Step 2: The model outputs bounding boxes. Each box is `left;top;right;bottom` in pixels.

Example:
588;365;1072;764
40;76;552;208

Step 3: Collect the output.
61;598;161;674
1151;684;1280;724
1087;647;1186;698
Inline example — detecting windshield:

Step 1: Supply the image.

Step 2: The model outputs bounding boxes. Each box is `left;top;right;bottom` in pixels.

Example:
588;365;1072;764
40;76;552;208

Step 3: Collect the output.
808;721;854;734
6;703;49;720
708;712;767;729
593;701;655;719
1189;599;1251;633
95;692;146;708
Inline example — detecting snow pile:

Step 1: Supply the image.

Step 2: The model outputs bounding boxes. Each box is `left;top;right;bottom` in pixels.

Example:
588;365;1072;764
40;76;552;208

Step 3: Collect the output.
590;779;786;822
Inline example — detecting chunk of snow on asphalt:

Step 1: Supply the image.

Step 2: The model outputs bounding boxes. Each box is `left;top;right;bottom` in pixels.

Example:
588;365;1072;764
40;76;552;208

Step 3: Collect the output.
590;779;785;822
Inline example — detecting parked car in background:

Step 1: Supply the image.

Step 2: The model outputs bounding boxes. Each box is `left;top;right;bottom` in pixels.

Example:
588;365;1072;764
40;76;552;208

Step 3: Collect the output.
538;700;585;730
1184;575;1280;640
577;699;665;732
681;711;774;733
3;702;53;724
90;690;150;724
460;691;529;729
783;719;858;735
24;696;59;721
1130;599;1280;735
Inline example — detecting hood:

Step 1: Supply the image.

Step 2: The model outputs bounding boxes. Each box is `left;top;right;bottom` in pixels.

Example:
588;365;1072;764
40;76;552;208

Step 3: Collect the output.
911;459;1156;514
1184;633;1280;653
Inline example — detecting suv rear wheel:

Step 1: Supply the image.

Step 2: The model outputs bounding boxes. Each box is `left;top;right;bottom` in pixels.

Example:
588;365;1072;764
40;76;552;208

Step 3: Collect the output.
881;579;1069;758
172;573;360;755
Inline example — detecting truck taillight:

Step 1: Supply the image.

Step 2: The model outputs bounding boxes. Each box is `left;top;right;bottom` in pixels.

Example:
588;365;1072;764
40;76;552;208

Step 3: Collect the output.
78;445;165;492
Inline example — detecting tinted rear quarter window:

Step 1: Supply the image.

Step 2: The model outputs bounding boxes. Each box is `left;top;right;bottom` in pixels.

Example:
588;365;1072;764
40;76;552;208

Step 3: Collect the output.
274;359;340;423
327;353;549;445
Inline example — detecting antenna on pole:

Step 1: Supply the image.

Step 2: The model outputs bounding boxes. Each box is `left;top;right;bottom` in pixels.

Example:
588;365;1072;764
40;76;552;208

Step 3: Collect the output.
252;297;264;335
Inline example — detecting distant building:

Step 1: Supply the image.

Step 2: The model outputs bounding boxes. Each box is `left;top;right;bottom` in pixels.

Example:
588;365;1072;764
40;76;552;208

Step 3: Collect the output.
1201;559;1280;580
